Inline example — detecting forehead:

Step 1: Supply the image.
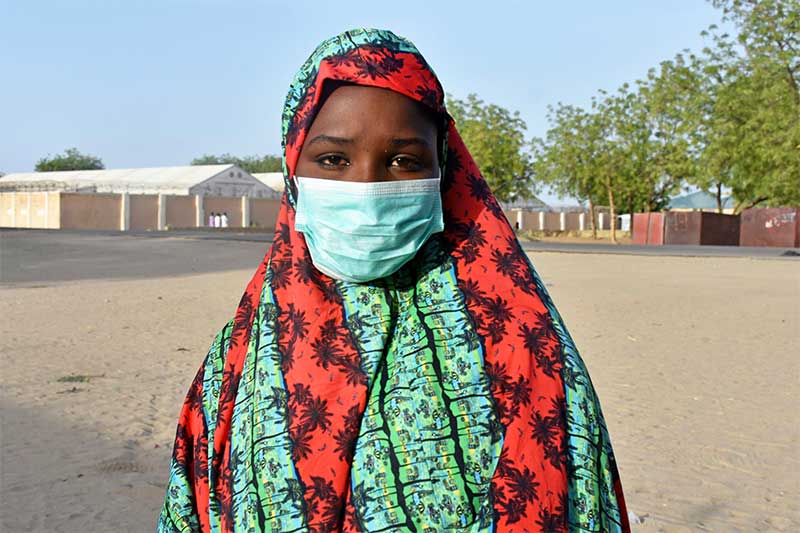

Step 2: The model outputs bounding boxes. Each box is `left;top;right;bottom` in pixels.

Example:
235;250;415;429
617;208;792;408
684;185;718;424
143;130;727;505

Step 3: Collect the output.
306;84;437;140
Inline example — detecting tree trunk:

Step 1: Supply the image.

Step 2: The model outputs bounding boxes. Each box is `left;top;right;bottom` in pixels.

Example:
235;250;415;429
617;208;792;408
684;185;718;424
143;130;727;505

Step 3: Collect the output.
627;197;635;241
588;198;597;239
716;182;723;214
608;188;618;244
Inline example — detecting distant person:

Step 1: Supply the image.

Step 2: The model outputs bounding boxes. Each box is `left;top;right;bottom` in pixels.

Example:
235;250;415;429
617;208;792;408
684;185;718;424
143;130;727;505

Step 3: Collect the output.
221;212;229;228
213;212;221;228
159;28;629;532
207;212;215;227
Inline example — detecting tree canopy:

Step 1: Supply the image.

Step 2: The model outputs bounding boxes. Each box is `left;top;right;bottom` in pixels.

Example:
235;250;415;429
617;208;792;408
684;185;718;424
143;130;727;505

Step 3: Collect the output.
447;93;536;202
191;153;283;174
35;148;104;172
534;0;799;223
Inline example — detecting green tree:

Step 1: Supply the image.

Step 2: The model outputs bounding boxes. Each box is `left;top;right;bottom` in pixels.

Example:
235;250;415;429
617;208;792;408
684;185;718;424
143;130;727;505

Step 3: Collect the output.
446;93;536;202
589;94;630;244
613;56;700;215
537;0;799;226
691;0;800;211
191;153;283;174
712;0;799;98
35;148;104;171
533;104;605;238
536;93;630;243
536;69;702;243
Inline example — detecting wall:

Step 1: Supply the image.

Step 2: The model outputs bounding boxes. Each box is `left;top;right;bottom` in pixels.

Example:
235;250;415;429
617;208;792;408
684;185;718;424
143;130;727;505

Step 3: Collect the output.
47;192;60;228
664;211;702;245
632;213;665;245
204;197;242;227
0;193;13;227
15;193;29;227
165;195;195;229
0;192;59;228
521;211;539;230
60;193;121;230
544;212;560;230
740;207;799;247
594;209;610;230
130;195;158;231
565;213;582;231
1;193;639;237
502;210;605;232
700;213;740;246
250;198;282;229
1;192;270;231
29;193;47;228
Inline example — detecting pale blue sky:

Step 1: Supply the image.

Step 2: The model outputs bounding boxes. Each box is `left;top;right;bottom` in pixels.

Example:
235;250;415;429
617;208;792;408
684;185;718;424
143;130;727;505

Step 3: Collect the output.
1;0;726;204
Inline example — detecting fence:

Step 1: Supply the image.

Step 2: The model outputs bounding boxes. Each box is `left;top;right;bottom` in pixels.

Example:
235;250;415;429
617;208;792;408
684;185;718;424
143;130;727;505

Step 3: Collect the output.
7;191;794;248
502;209;615;232
632;208;798;247
0;191;283;231
740;207;799;247
663;212;740;246
632;213;665;245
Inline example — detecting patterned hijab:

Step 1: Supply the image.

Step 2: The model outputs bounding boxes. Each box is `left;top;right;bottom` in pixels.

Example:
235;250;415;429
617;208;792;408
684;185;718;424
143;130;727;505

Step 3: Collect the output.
159;28;629;533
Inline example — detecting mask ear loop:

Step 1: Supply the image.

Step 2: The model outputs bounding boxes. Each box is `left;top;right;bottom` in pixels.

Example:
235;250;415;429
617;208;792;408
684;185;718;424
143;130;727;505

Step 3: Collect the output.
288;174;299;208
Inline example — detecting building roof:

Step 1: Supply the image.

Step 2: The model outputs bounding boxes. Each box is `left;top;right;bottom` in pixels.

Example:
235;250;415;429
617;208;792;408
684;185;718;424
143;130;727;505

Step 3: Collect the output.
252;172;286;192
500;196;549;211
0;165;284;197
668;191;734;210
0;165;243;193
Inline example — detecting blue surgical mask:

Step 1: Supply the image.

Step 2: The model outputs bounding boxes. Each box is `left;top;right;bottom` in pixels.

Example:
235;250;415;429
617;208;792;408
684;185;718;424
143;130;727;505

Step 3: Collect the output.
294;176;444;283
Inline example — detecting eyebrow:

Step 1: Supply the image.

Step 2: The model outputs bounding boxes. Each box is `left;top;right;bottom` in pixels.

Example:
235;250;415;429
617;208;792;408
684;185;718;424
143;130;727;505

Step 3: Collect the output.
306;134;354;147
306;134;432;150
390;137;432;149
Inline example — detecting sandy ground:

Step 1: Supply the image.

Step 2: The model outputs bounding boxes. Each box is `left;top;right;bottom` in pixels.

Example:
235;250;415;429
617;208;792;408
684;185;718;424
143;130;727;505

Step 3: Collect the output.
1;250;798;532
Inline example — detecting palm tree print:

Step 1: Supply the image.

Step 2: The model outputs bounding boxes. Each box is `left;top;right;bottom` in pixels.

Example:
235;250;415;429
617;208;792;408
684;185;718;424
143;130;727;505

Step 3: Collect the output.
270;260;292;289
310;337;343;370
452;219;488;249
507;466;540;504
530;410;558;447
300;396;333;432
292;382;313;406
289;427;313;462
286;303;309;340
491;247;520;278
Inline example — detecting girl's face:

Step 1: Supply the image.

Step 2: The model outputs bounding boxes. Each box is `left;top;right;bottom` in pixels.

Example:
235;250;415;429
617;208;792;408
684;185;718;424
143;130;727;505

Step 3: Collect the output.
295;84;439;182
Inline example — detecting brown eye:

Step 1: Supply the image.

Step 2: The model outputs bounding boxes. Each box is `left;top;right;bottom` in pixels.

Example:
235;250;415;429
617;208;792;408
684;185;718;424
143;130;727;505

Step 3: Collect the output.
317;154;350;168
390;156;423;171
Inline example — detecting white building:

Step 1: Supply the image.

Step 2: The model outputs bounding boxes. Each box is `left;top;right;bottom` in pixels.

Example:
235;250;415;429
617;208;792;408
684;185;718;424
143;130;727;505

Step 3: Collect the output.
0;164;281;198
252;172;286;194
0;165;284;231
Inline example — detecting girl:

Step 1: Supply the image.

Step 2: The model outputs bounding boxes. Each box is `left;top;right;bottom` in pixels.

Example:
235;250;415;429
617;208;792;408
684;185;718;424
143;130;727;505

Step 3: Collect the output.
159;28;628;533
